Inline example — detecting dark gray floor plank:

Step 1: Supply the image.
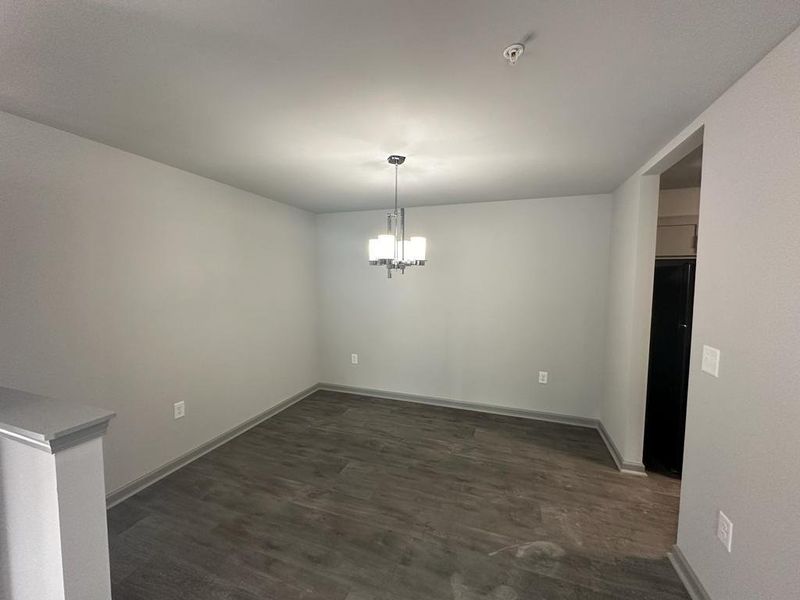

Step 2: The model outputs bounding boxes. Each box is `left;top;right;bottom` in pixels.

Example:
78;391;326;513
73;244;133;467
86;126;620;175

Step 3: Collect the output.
108;391;688;599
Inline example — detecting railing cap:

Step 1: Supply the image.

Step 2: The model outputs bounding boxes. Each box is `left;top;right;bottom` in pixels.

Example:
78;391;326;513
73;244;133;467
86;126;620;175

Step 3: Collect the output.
0;386;115;453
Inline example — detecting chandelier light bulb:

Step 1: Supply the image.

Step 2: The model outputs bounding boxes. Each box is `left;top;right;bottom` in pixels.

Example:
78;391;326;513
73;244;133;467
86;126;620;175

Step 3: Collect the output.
408;236;427;262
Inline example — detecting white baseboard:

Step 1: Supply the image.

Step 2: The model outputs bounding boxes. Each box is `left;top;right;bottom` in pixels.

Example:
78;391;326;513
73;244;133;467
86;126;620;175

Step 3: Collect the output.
317;383;599;429
318;383;647;475
669;545;712;600
105;384;320;508
107;382;647;508
596;420;647;475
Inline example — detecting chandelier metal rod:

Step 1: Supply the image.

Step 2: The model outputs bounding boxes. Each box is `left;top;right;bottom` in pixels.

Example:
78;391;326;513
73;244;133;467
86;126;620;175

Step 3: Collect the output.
369;154;425;279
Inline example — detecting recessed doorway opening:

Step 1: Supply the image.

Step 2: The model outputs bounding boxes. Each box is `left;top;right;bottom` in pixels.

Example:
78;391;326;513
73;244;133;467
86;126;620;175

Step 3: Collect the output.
644;145;703;477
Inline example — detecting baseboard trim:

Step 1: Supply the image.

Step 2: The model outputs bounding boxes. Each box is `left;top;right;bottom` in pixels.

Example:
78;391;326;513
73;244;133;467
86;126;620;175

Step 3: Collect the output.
596;420;647;475
319;384;650;476
317;383;601;429
105;384;320;508
669;545;711;600
107;383;647;508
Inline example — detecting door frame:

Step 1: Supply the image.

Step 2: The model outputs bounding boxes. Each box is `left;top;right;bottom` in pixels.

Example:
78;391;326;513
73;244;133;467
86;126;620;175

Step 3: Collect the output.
620;123;705;470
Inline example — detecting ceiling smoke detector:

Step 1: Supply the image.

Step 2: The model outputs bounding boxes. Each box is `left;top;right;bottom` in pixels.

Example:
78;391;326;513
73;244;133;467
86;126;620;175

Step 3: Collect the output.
502;43;525;65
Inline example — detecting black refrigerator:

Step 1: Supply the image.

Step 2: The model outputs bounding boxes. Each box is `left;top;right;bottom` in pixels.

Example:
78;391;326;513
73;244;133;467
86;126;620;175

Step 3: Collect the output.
643;259;696;476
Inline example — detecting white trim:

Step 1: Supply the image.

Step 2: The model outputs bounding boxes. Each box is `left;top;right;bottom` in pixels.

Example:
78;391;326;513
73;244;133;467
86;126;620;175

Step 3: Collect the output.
317;383;598;428
318;383;647;475
107;383;650;509
669;545;712;600
105;384;320;508
596;420;647;475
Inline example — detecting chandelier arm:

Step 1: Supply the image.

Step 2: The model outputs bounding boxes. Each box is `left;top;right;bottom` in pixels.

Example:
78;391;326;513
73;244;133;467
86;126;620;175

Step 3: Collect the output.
401;208;405;261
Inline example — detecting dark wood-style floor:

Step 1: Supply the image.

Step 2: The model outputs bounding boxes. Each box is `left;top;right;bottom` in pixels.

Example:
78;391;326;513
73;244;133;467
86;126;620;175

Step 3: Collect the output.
108;390;689;600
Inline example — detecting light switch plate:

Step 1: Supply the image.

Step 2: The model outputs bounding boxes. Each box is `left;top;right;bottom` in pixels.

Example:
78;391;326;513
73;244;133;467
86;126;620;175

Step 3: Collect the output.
173;401;185;420
538;371;548;384
701;345;720;377
351;353;359;365
717;510;733;552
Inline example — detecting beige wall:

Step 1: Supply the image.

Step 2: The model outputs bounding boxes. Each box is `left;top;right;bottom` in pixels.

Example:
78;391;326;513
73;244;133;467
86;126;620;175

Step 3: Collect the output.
656;187;700;257
658;187;700;218
317;195;612;418
0;111;319;494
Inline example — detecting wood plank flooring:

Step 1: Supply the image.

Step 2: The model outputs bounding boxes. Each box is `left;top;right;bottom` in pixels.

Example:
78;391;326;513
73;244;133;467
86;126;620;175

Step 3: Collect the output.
108;390;689;600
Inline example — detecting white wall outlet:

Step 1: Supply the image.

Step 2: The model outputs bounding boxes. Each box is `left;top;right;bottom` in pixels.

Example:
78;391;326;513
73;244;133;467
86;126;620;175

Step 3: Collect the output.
351;353;359;365
702;345;721;377
717;510;733;552
173;401;185;420
538;371;548;384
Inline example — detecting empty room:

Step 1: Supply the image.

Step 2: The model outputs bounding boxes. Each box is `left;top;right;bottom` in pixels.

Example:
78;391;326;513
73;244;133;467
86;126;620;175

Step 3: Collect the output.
1;2;799;599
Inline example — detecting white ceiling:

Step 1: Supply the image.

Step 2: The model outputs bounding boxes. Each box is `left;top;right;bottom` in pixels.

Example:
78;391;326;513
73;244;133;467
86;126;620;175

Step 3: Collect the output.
2;2;799;212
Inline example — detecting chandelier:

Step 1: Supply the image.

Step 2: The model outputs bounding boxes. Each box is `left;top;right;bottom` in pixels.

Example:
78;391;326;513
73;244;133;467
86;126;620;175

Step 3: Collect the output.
368;155;427;278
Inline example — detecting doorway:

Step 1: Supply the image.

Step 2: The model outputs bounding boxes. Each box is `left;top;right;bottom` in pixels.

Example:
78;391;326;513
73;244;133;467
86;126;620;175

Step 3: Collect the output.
643;145;702;476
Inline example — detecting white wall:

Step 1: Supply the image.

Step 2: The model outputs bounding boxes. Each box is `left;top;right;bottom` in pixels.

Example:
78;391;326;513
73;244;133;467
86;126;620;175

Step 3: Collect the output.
57;438;112;599
602;25;800;599
0;438;64;600
317;195;612;418
678;27;800;600
0;111;319;494
600;175;659;466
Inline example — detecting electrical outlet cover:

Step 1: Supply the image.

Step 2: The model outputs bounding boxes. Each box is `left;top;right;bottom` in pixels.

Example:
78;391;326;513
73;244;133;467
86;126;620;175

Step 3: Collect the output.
717;510;733;552
702;345;721;377
173;401;185;420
